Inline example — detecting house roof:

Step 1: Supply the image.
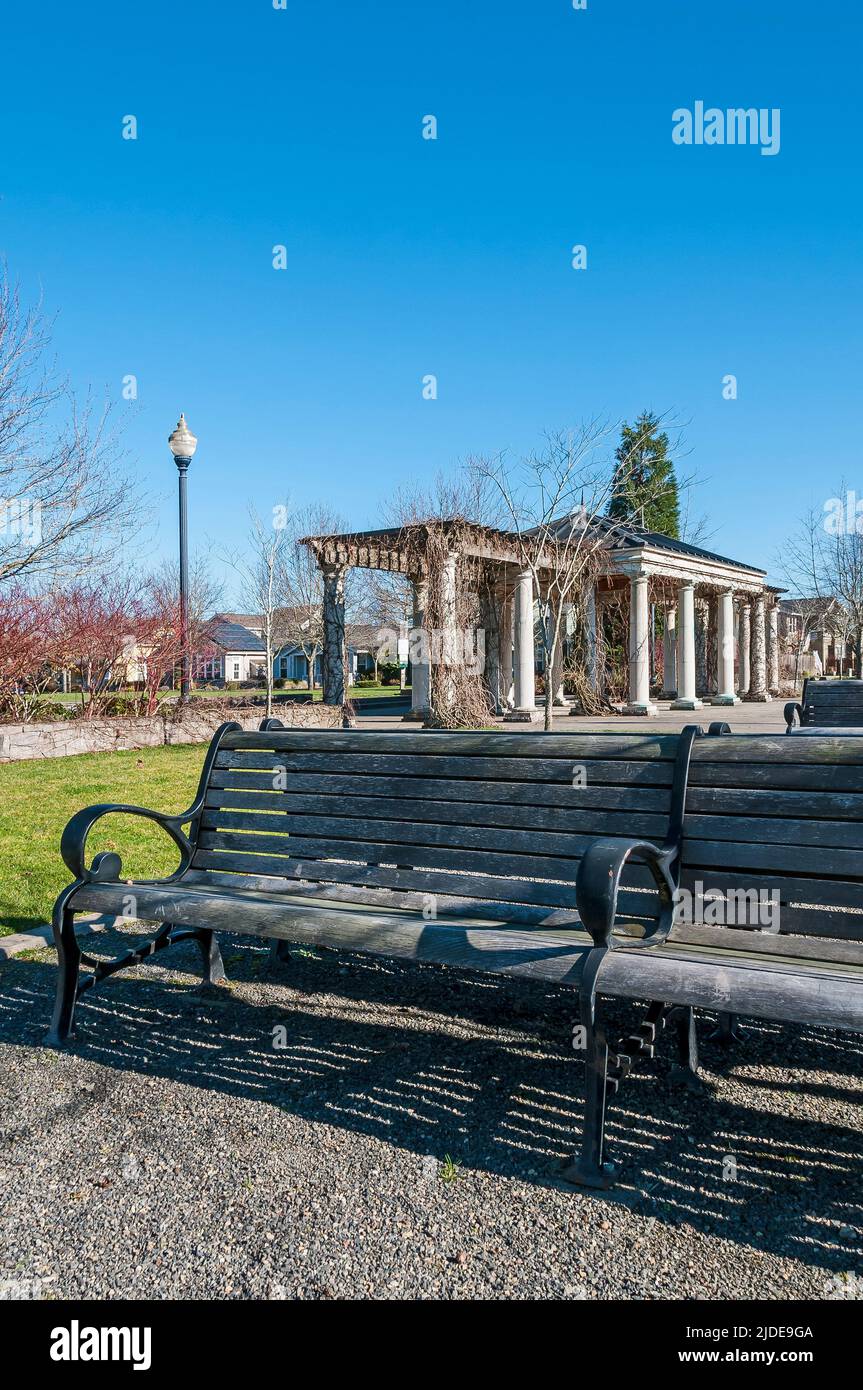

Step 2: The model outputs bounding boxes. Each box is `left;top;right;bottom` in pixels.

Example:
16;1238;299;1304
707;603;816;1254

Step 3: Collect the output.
213;611;263;630
778;597;841;622
207;619;267;654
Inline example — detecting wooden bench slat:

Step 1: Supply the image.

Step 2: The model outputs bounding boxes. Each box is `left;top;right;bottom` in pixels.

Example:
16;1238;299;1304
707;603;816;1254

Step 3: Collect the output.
684;810;863;849
219;729;680;759
672;921;863;966
202;790;670;840
213;750;677;786
67;879;863;1031
686;786;863;819
199;814;619;862
690;735;863;764
208;766;673;808
689;762;863;791
194;829;658;893
682;836;863;878
189;849;592;909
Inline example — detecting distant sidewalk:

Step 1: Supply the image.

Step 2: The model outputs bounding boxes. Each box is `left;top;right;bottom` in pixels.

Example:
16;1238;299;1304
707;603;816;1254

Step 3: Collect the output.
353;697;790;735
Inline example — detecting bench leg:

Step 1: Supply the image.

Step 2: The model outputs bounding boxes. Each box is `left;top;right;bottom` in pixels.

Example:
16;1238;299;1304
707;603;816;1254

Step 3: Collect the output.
269;938;293;966
45;906;81;1047
561;960;617;1190
669;1005;703;1089
193;928;226;985
709;1011;742;1045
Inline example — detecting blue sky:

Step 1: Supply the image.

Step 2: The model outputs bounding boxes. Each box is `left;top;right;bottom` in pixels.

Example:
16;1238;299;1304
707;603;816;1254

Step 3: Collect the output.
1;0;860;596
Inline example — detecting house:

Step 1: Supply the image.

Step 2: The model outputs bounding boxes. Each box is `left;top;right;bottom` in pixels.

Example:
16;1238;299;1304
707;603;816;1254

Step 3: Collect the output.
199;613;365;687
778;597;855;677
195;618;268;685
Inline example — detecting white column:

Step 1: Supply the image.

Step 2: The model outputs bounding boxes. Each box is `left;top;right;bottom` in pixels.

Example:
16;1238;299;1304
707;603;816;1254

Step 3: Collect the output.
710;589;740;704
625;574;657;715
504;569;539;720
768;602;780;694
738;602;751;696
747;592;771;701
671;582;702;710
662;607;677;698
405;576;430;720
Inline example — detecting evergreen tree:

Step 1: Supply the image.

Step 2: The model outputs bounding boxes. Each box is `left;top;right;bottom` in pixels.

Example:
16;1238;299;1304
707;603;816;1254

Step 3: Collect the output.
608;411;680;538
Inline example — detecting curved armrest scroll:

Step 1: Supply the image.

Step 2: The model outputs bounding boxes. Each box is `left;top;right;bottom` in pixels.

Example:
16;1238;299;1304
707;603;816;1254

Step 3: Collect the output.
60;804;194;882
784;701;803;731
576;837;677;950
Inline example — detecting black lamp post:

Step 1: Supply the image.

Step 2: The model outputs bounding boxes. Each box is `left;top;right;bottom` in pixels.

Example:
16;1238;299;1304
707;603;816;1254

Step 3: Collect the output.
168;413;198;703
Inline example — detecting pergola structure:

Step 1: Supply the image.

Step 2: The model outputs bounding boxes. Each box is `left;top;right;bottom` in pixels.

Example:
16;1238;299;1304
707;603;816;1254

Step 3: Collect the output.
302;517;779;720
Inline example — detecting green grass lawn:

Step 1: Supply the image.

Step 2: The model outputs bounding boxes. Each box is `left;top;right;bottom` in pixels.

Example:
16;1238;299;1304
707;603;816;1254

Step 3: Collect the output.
0;745;206;935
37;684;406;709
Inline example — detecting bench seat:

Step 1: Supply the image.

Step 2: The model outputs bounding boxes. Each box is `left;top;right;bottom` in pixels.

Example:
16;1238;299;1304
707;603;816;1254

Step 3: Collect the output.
72;873;863;1033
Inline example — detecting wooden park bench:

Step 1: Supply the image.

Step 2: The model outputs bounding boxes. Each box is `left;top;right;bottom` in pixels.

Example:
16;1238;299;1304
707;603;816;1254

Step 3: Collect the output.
46;721;863;1190
785;677;863;731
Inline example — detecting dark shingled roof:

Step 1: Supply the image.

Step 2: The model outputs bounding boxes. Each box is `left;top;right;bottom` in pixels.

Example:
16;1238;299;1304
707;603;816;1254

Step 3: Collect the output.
546;514;766;575
207;620;267;654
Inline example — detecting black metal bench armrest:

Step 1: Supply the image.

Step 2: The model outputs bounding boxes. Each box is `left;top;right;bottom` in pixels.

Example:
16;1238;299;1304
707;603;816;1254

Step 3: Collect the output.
576;838;677;950
60;803;195;882
58;720;242;882
784;701;803;731
574;723;702;952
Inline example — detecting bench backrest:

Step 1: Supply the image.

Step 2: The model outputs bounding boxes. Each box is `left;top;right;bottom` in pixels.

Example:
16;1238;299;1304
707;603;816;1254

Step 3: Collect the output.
193;727;682;923
679;732;863;945
800;678;863;727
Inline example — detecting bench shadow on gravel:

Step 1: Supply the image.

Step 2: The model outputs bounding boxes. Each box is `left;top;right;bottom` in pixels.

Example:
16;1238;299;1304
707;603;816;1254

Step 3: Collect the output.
1;931;861;1274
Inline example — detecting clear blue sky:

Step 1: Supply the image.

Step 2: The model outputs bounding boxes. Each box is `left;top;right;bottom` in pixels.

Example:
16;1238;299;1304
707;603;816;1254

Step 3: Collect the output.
2;0;860;596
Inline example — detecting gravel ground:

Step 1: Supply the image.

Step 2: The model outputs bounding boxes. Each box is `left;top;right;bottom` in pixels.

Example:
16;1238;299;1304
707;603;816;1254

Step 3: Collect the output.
0;923;861;1301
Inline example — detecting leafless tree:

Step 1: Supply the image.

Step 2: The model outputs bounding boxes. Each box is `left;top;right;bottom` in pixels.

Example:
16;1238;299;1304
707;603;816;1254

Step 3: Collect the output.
0;272;144;587
470;420;693;730
281;501;349;691
779;495;863;680
221;506;292;716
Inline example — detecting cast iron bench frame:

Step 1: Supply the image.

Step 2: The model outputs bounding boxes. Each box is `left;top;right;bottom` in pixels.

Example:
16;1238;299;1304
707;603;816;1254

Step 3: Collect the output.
785;677;863;731
45;717;863;1190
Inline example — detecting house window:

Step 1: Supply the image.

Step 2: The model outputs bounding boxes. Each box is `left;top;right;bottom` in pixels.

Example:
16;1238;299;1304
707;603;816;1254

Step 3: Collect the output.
279;657;289;678
233;662;240;679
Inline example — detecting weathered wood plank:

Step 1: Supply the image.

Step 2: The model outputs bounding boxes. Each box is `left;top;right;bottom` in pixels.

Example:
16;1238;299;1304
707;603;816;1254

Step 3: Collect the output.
193;834;659;894
690;735;863;765
220;729;680;759
683;811;863;850
69;880;863;1031
677;866;863;934
671;921;863;967
198;811;654;863
686;786;863;819
213;750;677;786
202;790;670;840
208;767;673;810
190;851;659;912
688;762;863;791
682;836;863;878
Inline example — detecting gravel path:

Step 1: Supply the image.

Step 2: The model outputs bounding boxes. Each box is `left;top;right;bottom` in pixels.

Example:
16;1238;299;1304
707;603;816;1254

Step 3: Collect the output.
0;924;861;1301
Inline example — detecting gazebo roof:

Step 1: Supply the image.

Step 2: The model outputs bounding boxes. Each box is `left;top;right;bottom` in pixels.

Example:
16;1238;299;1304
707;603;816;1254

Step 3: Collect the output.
302;513;767;588
577;515;766;576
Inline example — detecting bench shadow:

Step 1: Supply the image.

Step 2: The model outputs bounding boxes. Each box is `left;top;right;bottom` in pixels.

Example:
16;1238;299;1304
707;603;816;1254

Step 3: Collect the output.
1;933;861;1276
